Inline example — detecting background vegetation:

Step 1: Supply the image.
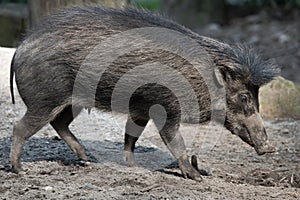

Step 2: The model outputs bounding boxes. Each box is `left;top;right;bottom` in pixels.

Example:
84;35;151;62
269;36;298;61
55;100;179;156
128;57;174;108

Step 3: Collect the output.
1;0;300;9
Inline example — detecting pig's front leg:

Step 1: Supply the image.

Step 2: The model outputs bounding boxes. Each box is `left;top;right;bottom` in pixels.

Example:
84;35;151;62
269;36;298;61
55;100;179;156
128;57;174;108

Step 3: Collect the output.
154;117;202;182
169;131;203;182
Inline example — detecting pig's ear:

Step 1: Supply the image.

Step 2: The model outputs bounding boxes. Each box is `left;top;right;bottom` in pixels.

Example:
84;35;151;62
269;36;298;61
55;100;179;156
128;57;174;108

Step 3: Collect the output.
213;67;234;88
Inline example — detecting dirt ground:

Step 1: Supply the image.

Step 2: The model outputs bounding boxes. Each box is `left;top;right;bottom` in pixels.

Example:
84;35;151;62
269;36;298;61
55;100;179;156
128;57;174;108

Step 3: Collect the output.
0;11;300;199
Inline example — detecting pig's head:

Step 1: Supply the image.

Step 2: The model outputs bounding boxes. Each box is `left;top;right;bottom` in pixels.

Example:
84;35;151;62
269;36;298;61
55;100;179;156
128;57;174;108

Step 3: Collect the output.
214;45;279;155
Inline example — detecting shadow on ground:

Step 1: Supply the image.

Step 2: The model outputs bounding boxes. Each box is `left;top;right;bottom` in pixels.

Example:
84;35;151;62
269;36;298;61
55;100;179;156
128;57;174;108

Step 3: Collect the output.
0;136;176;172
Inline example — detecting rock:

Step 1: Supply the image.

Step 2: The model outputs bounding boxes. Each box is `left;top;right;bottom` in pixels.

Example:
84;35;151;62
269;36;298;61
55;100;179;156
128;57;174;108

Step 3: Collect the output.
43;186;53;191
281;128;289;134
81;183;98;190
259;76;300;119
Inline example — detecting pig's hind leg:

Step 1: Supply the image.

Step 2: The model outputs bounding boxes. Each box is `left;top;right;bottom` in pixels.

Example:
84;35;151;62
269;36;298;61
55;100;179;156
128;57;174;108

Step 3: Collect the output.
123;116;149;167
9;111;49;173
50;105;87;161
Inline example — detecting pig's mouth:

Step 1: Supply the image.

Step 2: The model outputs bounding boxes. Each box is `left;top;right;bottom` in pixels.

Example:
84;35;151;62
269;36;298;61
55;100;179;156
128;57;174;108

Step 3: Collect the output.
243;126;276;155
253;139;276;155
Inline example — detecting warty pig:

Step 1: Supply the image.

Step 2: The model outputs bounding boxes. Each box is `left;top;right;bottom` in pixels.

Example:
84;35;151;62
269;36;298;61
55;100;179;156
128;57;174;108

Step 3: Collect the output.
9;6;279;181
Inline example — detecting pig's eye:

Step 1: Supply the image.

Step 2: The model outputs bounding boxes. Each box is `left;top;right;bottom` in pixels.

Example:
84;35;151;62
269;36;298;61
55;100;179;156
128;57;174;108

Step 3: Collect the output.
240;94;248;103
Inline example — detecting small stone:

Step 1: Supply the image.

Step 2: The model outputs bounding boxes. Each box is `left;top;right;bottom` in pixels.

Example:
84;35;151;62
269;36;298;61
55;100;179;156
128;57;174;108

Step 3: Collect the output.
281;129;289;134
204;186;212;192
226;173;239;179
50;170;59;175
81;183;97;190
19;171;26;175
79;160;90;166
43;186;53;191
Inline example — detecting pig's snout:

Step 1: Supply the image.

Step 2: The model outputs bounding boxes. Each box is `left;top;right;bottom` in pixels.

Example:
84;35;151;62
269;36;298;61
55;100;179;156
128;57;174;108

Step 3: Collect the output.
245;127;276;155
244;113;276;155
254;139;276;155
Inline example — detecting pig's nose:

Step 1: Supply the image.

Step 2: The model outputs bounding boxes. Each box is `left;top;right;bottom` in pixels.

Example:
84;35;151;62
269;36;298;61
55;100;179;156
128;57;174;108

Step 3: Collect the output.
255;141;276;155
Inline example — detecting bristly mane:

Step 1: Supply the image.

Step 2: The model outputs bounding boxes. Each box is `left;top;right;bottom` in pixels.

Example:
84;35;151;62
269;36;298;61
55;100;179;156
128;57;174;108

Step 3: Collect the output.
226;44;280;86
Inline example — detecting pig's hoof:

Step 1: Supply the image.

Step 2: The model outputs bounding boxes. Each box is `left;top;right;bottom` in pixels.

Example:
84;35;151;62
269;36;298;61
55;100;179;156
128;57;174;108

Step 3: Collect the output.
182;168;203;182
191;155;211;176
78;153;88;161
9;164;24;174
123;151;137;167
256;144;276;155
72;146;87;161
178;155;203;181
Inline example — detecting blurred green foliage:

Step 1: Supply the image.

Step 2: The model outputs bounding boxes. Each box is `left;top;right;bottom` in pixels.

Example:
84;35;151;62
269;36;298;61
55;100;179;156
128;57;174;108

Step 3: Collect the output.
0;0;299;8
227;0;300;7
130;0;160;11
0;0;27;3
131;0;300;10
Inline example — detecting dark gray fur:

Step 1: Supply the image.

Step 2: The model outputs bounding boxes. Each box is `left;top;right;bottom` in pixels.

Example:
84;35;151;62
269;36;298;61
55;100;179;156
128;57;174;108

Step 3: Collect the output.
9;6;279;180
